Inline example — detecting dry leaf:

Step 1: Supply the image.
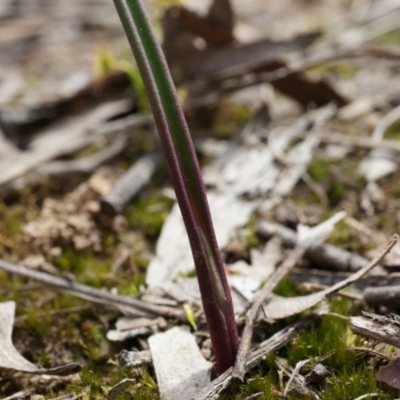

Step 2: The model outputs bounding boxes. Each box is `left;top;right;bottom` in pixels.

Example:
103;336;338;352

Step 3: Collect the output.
0;301;80;375
376;357;400;391
146;193;254;286
149;326;211;400
263;235;395;319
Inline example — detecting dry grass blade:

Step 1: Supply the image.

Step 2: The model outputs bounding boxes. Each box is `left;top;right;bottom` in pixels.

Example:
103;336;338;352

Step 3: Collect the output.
0;258;185;320
233;245;306;380
101;149;162;215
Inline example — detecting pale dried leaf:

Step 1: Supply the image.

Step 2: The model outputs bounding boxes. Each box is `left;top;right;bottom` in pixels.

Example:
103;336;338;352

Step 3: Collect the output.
149;326;211;400
118;349;152;368
0;301;80;375
107;317;166;341
359;149;397;182
263;238;394;319
0;301;40;372
376;357;400;390
146;193;254;286
297;211;346;248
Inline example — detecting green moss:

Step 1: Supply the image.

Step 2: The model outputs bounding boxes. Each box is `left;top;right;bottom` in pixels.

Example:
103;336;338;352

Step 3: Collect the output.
394;183;400;198
383;119;400;141
244;214;260;251
213;101;254;138
55;248;111;288
274;275;303;298
324;367;379;399
287;307;351;366
220;371;278;400
125;194;173;239
307;157;334;184
372;30;400;46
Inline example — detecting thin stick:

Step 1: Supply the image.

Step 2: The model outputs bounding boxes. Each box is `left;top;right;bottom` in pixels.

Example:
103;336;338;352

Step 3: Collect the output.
234;235;397;381
101;149;162;215
0;258;185;320
351;312;400;348
282;359;311;398
192;315;317;400
257;220;376;272
364;285;400;307
299;130;400;152
371;103;400;140
232;245;306;380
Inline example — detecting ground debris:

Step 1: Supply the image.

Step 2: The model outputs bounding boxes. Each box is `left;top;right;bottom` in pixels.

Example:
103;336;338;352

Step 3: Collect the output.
351;311;400;348
148;326;211;400
2;0;400;399
108;378;136;400
305;364;328;385
23;168;119;258
376;357;400;391
0;301;81;375
118;349;152;368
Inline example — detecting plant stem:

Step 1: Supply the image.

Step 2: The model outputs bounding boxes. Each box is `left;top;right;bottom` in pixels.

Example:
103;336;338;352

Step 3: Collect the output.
112;0;239;373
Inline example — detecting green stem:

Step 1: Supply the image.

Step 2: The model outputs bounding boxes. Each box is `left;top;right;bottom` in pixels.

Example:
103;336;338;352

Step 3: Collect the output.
112;0;239;373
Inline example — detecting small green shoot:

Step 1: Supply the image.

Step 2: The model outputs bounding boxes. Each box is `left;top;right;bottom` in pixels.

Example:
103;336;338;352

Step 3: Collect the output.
183;303;197;330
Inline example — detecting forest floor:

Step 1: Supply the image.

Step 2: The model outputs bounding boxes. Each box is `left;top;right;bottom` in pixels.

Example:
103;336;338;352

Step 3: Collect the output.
1;0;400;399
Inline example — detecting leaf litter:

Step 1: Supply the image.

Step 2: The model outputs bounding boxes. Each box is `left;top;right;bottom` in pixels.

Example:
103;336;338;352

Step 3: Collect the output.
0;301;80;376
1;0;400;399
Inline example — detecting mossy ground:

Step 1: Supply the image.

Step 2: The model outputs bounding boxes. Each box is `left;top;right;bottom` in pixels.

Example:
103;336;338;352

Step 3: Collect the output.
1;64;400;400
1;113;398;400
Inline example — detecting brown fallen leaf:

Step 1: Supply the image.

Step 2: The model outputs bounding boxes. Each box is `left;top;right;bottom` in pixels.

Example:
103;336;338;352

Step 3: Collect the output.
0;16;46;49
169;3;234;47
376;357;400;391
162;2;347;108
180;34;321;80
0;301;80;375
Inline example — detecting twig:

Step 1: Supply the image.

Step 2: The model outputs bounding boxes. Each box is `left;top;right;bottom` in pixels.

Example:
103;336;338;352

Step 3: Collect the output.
101;149;162;215
238;46;400;86
192;315;317;400
282;359;311;398
298;131;400;152
353;394;380;400
7;136;128;191
196;45;400;98
350;312;400;348
0;258;185;320
38;135;128;176
232;245;306;380
234;234;397;381
371;103;400;140
364;285;400;307
0;100;134;186
257;220;378;272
